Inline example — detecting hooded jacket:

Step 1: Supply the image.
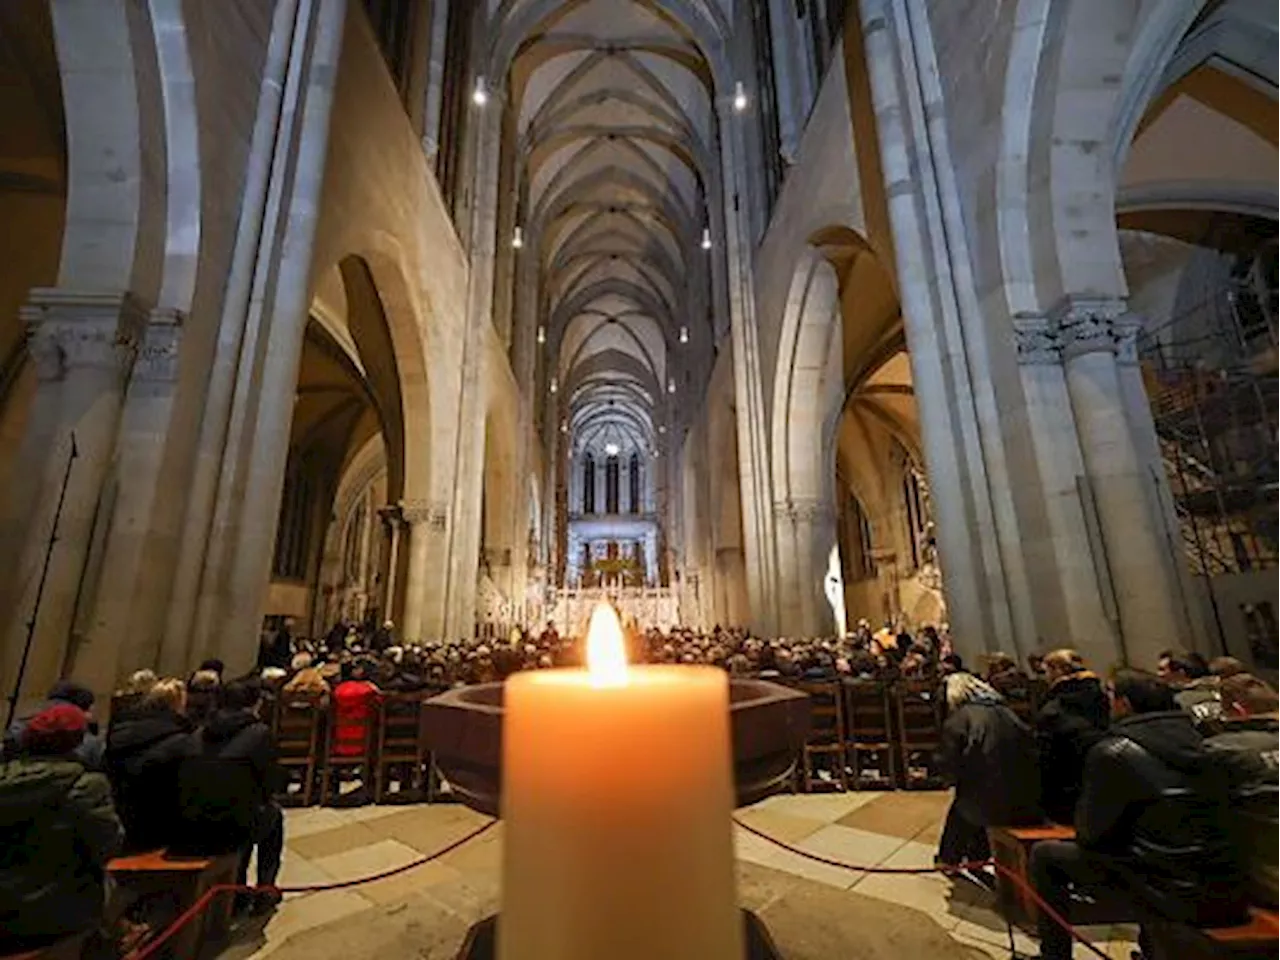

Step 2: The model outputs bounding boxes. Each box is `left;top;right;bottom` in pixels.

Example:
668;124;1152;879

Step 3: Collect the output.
170;709;281;857
105;707;193;851
1034;672;1110;824
1205;714;1279;907
0;757;123;947
1077;710;1244;924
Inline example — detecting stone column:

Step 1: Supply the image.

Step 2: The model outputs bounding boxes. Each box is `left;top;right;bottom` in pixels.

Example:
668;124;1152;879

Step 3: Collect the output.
399;499;444;641
1;289;145;712
1055;297;1190;663
774;498;838;636
376;503;404;624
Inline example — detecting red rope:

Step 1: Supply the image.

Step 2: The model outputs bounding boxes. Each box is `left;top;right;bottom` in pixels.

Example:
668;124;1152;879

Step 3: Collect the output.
125;813;1108;960
732;815;1109;960
123;819;497;960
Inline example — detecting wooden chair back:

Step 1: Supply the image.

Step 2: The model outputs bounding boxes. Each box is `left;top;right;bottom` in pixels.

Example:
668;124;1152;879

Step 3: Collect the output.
795;681;847;791
274;694;324;806
894;679;944;788
842;679;896;788
319;691;380;804
374;693;427;803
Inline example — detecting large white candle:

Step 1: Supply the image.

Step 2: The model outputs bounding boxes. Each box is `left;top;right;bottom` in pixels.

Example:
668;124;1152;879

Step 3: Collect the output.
499;603;742;960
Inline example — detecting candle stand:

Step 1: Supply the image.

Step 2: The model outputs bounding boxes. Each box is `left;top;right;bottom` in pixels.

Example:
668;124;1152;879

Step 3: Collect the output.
422;677;809;959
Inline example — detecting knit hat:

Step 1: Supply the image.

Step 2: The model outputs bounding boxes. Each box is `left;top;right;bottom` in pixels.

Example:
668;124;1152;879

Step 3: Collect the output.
21;703;88;756
47;680;95;713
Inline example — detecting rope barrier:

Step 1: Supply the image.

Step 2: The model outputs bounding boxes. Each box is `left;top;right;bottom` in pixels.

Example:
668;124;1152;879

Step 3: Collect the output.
123;812;1109;960
732;815;1109;960
123;818;497;960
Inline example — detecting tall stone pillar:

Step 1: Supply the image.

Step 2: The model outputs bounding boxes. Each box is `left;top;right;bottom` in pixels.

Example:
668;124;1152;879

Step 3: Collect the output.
1;289;146;713
400;499;445;642
377;504;404;624
1055;297;1191;664
774;498;838;636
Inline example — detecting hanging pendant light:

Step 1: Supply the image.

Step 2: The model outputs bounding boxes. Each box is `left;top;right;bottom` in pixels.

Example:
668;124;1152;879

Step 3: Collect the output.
512;225;524;249
537;325;546;345
679;325;689;344
472;76;489;106
700;227;712;251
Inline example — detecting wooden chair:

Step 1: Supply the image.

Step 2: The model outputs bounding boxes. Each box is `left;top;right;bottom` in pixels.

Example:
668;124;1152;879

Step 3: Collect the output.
374;693;428;803
893;679;945;788
273;694;324;807
107;850;239;959
841;679;896;789
795;681;846;792
319;694;379;805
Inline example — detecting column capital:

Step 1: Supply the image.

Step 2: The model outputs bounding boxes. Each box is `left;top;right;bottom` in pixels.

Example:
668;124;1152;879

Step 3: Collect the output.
1047;295;1131;361
1011;316;1060;366
377;503;405;529
133;308;186;383
21;288;149;381
774;497;834;524
399;499;448;531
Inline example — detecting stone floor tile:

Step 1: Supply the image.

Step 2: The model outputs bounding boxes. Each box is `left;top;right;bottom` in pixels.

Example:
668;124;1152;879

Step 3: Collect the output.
734;825;864;889
753;790;881;823
733;806;827;844
837;790;953;840
256;889;373;949
287;821;382;861
281;807;349;839
356;859;464;906
362;805;494;853
310;838;423;885
852;871;962;929
878;837;942;871
796;823;909;868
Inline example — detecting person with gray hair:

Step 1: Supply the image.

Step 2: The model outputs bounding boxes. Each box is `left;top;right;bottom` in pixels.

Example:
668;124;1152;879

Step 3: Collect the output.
936;673;1042;870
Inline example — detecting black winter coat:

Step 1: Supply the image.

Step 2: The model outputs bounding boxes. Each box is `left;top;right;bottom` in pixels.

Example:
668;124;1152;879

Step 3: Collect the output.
171;709;282;856
1077;711;1244;924
939;701;1041;826
1034;673;1110;824
105;708;193;852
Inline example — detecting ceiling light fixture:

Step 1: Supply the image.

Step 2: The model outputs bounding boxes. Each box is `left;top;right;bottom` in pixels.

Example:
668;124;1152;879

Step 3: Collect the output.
472;77;489;106
536;325;546;345
549;376;558;395
604;442;620;457
679;325;689;344
658;424;667;434
700;227;712;251
512;225;524;249
667;378;676;394
560;420;568;433
733;81;748;113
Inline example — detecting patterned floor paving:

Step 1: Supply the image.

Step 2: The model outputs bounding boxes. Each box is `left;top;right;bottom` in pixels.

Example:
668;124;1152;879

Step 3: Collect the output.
222;792;1139;959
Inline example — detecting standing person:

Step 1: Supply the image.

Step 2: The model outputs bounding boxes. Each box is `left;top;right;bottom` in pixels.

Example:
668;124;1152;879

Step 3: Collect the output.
1029;670;1244;960
105;678;193;852
935;673;1041;869
0;704;123;953
1205;673;1279;908
1034;649;1110;824
173;679;285;914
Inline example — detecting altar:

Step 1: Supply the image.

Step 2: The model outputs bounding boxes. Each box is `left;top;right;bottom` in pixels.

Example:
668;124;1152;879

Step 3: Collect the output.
550;586;681;634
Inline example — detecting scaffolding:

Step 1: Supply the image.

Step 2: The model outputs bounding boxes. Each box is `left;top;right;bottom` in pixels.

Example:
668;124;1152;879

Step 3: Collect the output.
1139;229;1278;662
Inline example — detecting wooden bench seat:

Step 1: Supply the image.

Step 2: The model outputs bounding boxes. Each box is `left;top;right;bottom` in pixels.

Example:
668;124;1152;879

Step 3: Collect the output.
108;850;239;959
987;823;1077;931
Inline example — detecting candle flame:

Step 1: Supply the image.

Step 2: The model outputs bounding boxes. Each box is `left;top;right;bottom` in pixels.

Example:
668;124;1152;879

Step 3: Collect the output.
586;603;628;687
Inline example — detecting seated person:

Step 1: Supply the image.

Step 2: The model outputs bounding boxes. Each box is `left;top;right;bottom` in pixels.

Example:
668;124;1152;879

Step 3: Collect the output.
331;661;382;756
282;651;331;703
185;670;221;727
105;678;193;852
173;679;284;914
0;704;123;953
1158;650;1222;730
4;680;104;770
1034;648;1110;824
1205;673;1279;909
1030;670;1244;960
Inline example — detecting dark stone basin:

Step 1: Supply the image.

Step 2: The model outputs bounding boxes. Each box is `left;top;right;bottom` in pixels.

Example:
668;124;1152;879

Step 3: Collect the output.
421;676;811;817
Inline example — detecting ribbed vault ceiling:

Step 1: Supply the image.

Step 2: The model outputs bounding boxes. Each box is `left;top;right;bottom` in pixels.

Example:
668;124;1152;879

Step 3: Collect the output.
507;0;725;458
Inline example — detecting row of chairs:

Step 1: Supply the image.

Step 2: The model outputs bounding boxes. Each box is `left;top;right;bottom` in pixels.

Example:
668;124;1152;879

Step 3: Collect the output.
271;691;434;806
781;677;1045;793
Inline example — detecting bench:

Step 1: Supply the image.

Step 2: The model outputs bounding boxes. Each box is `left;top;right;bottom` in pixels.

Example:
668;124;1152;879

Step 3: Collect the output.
987;823;1077;931
1147;907;1279;960
108;850;239;959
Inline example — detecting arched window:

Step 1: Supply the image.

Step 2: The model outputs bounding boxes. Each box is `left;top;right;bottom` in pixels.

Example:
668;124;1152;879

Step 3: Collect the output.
629;453;641;513
583;454;596;514
605;456;620;513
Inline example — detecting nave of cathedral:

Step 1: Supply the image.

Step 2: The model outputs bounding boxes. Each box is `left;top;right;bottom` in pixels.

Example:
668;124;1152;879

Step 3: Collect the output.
0;1;1275;959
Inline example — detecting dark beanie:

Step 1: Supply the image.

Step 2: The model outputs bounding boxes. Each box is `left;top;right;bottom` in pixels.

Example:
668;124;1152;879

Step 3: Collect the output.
48;680;95;713
21;703;88;757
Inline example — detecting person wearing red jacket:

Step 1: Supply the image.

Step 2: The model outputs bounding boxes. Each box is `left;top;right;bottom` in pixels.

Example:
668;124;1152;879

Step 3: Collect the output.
331;661;382;756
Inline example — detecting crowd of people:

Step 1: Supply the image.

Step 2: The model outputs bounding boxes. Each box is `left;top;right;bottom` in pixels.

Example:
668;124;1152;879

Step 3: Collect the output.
1;611;1276;960
936;647;1278;960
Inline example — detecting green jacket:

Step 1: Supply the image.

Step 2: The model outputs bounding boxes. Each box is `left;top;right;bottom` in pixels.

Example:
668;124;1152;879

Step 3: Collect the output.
0;756;123;946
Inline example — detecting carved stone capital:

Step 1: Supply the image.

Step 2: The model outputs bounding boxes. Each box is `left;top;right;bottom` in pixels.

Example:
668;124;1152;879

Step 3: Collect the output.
774;498;835;525
399;499;448;531
1011;316;1060;365
377;504;405;530
133;308;185;382
21;289;148;382
1048;295;1129;361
